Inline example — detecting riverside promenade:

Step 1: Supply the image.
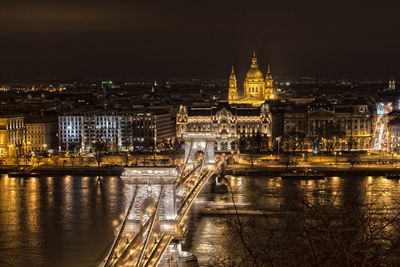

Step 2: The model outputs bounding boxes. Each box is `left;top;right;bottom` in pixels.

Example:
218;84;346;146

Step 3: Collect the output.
227;163;400;176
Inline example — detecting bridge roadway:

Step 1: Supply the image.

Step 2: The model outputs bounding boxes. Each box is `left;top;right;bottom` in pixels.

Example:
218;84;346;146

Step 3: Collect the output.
102;159;224;267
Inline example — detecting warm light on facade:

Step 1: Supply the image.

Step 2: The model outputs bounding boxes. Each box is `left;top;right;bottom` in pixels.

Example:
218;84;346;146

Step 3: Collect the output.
228;52;276;107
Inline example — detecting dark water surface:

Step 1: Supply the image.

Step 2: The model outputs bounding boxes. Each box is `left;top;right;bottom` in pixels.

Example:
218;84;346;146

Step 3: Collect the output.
1;174;400;266
185;175;400;265
0;175;125;267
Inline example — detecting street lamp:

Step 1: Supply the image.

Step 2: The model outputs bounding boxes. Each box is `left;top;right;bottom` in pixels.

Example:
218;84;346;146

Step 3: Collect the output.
8;144;14;157
275;137;281;159
26;141;31;154
334;151;337;165
153;129;157;166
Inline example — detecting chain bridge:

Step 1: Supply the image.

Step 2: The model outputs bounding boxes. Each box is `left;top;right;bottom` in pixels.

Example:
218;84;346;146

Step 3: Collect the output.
99;132;226;267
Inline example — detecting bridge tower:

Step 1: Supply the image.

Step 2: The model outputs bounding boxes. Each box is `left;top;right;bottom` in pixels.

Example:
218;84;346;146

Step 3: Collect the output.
121;166;179;233
182;132;216;165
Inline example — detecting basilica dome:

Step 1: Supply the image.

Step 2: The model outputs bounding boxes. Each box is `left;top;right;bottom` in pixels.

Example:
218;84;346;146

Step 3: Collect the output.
246;68;264;80
245;52;264;80
228;51;275;107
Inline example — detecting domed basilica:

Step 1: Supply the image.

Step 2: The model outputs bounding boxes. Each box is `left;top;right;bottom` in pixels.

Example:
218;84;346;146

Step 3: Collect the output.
228;52;275;107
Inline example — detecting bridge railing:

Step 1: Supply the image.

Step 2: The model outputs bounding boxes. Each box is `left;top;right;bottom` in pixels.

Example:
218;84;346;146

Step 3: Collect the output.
110;216;153;266
178;142;192;180
176;162;201;187
136;186;165;267
102;185;138;267
101;157;225;267
103;186;165;267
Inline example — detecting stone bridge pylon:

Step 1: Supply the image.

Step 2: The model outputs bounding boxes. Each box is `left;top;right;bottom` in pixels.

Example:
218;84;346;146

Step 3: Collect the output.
182;132;216;165
120;167;179;233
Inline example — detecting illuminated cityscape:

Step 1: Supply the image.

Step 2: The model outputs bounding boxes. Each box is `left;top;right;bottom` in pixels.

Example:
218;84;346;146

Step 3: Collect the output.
2;1;400;266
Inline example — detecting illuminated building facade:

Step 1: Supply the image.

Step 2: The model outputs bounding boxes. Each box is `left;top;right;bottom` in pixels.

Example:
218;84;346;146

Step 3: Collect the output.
282;98;375;150
0;113;25;157
388;78;396;90
131;112;175;151
176;101;272;151
58;110;175;152
59;113;131;152
25;118;58;154
228;52;275;107
388;118;400;151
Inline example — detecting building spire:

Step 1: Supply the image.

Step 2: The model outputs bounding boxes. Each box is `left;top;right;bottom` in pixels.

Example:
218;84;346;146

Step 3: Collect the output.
230;65;236;79
228;64;237;103
251;51;258;68
267;65;271;74
390;77;396;90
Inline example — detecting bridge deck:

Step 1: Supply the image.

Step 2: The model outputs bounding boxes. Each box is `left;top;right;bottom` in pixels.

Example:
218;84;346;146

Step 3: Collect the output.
101;159;224;267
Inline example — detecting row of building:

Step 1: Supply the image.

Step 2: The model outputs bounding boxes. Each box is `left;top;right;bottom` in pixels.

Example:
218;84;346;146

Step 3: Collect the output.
58;110;175;152
1;52;399;157
177;53;379;152
0;109;175;157
1;94;378;158
176;98;376;152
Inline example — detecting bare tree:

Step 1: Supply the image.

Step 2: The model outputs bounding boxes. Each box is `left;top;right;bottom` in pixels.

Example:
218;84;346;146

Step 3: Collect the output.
122;139;132;152
70;154;76;167
240;134;262;169
160;158;169;166
120;152;130;167
317;122;345;153
288;128;306;153
34;155;43;167
347;133;355;152
93;139;108;167
347;152;361;167
209;180;400;266
281;152;294;170
53;155;60;166
282;131;303;153
78;154;84;167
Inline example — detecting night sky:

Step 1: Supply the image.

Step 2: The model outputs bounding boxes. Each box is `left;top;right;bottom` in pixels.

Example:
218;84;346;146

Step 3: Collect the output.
1;0;400;80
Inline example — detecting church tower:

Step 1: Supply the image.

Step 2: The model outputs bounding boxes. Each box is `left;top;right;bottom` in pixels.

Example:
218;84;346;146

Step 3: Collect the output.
228;65;238;103
243;51;265;98
389;77;396;90
264;65;274;99
227;51;275;107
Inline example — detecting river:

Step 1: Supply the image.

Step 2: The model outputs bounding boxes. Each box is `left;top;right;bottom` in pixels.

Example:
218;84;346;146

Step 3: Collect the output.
0;175;124;267
0;174;399;266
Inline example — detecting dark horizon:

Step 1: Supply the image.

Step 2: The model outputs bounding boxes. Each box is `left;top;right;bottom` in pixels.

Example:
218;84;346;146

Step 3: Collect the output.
1;0;400;81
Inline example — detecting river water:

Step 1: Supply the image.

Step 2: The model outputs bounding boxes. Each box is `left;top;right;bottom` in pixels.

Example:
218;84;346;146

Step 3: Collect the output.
0;174;399;266
0;175;125;267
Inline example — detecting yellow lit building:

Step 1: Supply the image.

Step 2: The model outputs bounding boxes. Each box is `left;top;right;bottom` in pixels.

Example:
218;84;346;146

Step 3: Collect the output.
25;118;57;154
0;113;25;157
228;52;275;107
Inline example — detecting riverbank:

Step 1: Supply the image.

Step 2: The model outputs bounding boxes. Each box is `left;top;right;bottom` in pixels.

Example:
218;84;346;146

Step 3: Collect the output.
1;163;399;177
0;166;123;176
227;164;400;176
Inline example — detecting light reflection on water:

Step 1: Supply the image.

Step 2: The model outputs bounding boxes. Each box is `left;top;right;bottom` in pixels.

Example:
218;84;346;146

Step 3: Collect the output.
0;174;125;267
1;174;400;266
185;175;400;265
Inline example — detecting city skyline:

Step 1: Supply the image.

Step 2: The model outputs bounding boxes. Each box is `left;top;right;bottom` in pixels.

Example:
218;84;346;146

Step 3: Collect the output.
1;0;400;80
4;1;400;266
